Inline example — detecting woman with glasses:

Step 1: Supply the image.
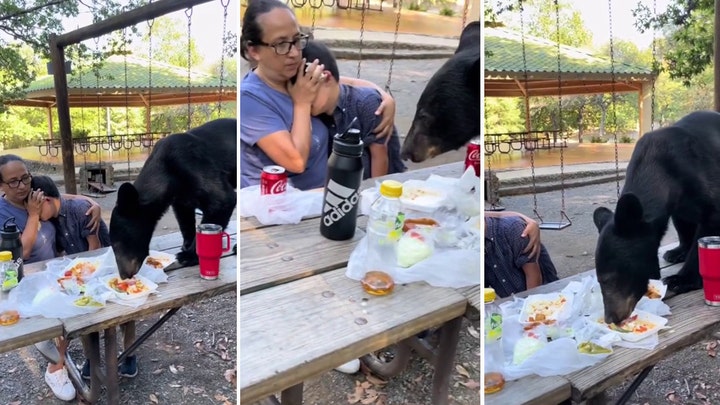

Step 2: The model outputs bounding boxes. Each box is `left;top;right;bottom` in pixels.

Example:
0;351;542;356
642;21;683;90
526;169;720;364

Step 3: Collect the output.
0;154;102;401
239;0;397;190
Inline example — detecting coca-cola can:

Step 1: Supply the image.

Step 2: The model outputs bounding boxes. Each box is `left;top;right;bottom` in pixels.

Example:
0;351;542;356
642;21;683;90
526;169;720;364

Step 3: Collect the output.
465;138;481;177
261;165;288;195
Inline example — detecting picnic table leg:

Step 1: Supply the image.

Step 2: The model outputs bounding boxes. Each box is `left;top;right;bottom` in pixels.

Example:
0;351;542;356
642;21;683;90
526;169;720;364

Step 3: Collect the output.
431;316;463;405
104;326;120;404
78;332;102;403
279;382;303;405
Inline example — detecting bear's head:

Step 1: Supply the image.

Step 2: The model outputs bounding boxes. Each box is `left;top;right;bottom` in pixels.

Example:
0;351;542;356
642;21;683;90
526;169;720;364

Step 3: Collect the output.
400;49;480;163
110;183;153;279
593;193;661;324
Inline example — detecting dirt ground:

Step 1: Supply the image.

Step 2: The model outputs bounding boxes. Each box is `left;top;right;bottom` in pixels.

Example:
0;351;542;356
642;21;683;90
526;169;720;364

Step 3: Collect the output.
496;181;720;405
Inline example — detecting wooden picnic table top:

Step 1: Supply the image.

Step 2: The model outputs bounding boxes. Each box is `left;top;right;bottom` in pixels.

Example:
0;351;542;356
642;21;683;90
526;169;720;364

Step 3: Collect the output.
238;162;474;404
239;267;467;404
485;241;720;405
0;218;238;351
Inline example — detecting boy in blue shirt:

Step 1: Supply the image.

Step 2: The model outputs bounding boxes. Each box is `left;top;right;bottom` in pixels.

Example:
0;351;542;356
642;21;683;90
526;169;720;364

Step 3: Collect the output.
302;41;406;179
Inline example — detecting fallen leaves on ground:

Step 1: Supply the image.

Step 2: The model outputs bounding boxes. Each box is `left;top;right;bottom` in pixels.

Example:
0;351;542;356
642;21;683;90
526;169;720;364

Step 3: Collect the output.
467;325;480;339
149;393;159;403
224;367;237;387
705;340;719;357
347;379;387;404
666;390;681;403
214;393;233;405
194;335;233;361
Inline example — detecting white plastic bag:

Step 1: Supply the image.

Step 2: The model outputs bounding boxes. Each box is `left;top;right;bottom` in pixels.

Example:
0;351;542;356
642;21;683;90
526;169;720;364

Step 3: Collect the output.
240;185;323;225
346;235;480;288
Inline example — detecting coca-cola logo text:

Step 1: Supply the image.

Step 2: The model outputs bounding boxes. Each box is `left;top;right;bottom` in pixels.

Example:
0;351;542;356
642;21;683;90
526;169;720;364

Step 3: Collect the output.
270;180;287;194
468;149;480;161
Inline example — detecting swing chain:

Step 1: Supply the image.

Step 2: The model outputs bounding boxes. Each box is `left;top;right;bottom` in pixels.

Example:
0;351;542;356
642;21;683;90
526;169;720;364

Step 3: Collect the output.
356;1;367;78
186;7;193;131
519;0;539;215
554;0;566;215
218;0;229;114
608;0;620;198
384;0;402;95
461;0;469;29
651;0;657;131
148;18;154;131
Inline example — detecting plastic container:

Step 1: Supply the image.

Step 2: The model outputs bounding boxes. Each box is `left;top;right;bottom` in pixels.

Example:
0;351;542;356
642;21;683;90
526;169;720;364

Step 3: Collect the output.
365;180;404;277
0;250;17;291
484;287;505;394
399;179;448;214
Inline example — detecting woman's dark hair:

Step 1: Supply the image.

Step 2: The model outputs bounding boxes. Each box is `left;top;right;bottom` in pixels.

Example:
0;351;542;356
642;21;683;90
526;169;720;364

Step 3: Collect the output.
241;0;293;61
302;40;340;83
30;175;60;199
0;154;26;182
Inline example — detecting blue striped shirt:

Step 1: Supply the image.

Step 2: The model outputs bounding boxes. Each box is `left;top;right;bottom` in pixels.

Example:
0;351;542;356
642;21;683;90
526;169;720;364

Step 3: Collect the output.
484;216;559;298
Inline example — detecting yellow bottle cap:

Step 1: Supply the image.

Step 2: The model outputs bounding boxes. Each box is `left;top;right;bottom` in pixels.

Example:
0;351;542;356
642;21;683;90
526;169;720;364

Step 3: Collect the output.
0;251;12;261
379;180;403;198
484;287;497;303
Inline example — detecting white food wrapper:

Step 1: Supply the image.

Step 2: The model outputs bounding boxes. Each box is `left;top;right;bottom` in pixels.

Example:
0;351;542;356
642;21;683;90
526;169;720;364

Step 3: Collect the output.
240;185;323;225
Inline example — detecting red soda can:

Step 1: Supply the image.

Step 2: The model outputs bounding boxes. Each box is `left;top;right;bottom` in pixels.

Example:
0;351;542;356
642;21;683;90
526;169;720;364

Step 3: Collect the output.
465;138;481;176
261;165;288;195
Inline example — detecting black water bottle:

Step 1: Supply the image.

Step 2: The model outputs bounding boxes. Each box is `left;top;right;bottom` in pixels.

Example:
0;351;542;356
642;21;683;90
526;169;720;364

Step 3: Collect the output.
0;217;23;282
320;127;364;240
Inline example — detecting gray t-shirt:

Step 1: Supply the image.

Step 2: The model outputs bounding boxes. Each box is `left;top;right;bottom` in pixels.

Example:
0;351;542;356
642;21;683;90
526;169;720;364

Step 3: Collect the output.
240;71;330;191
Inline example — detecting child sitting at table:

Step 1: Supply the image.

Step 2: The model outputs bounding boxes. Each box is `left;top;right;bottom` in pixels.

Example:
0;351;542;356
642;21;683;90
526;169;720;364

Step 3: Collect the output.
31;176;138;381
485;210;559;298
301;40;406;179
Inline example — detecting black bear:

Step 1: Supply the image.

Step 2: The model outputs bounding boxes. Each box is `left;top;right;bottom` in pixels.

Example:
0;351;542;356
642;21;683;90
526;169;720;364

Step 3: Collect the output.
400;21;480;163
593;110;720;324
110;118;237;279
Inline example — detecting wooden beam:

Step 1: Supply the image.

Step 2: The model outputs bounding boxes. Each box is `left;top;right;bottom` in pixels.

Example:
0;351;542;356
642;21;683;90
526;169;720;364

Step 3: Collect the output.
49;36;76;194
54;0;213;47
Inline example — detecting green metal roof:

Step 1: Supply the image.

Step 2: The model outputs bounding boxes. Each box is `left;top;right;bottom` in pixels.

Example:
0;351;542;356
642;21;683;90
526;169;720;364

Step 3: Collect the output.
485;27;652;77
27;55;235;93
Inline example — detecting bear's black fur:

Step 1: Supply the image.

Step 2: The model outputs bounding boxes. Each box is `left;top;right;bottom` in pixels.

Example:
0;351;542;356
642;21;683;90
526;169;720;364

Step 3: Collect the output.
593;110;720;324
110;118;237;279
400;21;480;162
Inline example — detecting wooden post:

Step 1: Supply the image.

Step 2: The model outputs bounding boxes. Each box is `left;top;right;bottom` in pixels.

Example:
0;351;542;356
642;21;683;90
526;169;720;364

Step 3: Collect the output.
46;107;53;138
49;35;77;194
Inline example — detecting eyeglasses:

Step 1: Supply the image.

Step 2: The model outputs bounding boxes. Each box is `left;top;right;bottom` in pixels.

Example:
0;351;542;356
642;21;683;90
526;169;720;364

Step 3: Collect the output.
2;174;32;188
252;34;309;55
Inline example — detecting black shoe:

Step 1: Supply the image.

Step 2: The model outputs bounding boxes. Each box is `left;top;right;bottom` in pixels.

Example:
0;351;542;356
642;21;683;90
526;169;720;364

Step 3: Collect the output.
119;355;138;378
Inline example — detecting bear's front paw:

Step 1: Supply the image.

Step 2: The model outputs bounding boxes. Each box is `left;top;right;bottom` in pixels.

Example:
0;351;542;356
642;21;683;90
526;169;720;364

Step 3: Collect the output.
176;249;199;267
662;246;688;264
663;274;703;295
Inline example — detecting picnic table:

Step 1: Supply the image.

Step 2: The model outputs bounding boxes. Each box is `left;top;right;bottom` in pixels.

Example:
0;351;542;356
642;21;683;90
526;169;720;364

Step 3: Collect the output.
486;242;720;405
239;162;479;405
0;216;237;405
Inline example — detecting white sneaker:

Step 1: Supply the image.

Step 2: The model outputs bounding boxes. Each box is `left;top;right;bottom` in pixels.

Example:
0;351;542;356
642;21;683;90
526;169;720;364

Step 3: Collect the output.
44;365;76;401
334;359;360;374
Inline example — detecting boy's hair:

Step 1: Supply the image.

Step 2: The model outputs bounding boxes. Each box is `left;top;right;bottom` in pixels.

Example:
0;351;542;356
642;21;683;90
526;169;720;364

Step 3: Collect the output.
302;40;340;83
30;175;60;198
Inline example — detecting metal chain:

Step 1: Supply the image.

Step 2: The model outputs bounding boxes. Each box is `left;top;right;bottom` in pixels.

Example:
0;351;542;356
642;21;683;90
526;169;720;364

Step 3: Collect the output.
186;7;193;131
651;0;657;131
554;0;566;215
148;16;154;134
356;1;367;78
123;26;130;174
384;0;402;94
217;0;229;114
519;0;539;214
608;0;620;198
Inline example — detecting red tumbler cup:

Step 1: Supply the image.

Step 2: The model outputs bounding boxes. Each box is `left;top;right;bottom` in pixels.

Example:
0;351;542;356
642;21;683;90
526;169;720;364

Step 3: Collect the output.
196;224;231;280
698;236;720;306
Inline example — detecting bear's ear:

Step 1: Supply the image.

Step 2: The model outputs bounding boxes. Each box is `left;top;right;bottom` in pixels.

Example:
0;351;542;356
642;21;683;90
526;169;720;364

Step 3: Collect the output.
593;207;613;232
614;193;644;235
116;182;139;214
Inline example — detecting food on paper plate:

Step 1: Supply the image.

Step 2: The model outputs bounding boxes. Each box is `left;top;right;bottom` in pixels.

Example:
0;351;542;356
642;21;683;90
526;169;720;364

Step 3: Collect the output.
361;271;395;296
0;309;19;326
73;296;103;307
402;217;439;233
577;341;612;355
645;280;665;299
607;314;655;334
108;277;150;296
396;230;433;268
521;293;569;327
145;257;165;269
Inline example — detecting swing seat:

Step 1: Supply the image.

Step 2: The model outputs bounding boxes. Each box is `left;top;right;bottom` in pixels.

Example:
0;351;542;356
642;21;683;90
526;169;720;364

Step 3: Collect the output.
538;221;571;230
87;181;117;194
